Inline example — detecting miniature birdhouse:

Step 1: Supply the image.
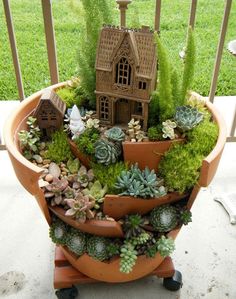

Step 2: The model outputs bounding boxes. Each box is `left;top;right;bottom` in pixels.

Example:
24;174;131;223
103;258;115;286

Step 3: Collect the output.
33;89;66;136
95;25;157;130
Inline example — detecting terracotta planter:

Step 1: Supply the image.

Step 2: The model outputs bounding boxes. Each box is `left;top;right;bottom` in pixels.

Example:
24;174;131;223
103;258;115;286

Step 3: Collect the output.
49;206;123;237
103;192;188;219
122;139;183;171
59;228;180;283
69;140;91;169
4;82;227;282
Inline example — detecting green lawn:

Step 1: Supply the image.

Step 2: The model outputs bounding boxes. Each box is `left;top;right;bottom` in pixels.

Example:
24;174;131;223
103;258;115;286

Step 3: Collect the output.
0;0;236;100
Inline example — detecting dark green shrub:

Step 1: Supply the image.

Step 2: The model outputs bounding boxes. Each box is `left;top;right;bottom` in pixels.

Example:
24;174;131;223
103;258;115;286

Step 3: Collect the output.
74;128;100;156
46;129;73;163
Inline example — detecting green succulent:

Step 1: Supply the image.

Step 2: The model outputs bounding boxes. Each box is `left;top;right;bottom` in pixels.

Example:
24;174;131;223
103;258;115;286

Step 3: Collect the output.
150;205;178;232
18;116;41;159
49;218;68;245
156;236;175;258
105;127;125;142
67;158;80;174
106;241;121;258
115;164;166;199
87;236;108;261
94;139;120;165
46;129;73;163
120;242;138;274
179;208;192;225
174;105;203;131
65;228;87;256
123;214;145;239
82;180;108;209
130;232;150;246
74;127;100;156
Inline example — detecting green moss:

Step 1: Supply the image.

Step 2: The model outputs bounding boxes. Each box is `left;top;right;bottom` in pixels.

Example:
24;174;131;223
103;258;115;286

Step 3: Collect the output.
46;129;73;163
74;128;100;156
159;116;218;193
147;125;164;141
92;162;129;194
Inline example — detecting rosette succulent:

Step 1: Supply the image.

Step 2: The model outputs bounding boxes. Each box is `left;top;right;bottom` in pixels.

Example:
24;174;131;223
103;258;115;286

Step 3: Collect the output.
49;218;68;245
94;139;120;165
150;205;178;232
65;192;95;223
76;166;94;187
44;178;69;205
105;127;125;142
65;228;87;256
87;236;108;261
82;180;108;209
174;105;203;131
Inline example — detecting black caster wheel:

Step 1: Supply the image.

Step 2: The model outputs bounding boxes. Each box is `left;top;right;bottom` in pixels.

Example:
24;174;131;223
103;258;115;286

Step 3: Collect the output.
55;285;78;299
163;270;183;291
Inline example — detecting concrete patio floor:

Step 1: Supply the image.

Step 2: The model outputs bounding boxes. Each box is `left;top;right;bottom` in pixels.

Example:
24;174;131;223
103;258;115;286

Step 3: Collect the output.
0;97;236;299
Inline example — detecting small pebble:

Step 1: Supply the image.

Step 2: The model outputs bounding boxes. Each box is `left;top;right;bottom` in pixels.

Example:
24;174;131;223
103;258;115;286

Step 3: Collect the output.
43;159;51;165
61;171;67;176
33;154;43;164
49;162;61;178
45;174;53;182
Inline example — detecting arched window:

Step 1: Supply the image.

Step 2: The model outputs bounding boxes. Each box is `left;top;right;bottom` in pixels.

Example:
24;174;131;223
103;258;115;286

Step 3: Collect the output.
100;96;109;121
116;57;131;86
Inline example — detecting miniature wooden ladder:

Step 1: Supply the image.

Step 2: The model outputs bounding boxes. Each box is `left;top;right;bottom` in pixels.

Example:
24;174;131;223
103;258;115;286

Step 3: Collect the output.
54;246;175;289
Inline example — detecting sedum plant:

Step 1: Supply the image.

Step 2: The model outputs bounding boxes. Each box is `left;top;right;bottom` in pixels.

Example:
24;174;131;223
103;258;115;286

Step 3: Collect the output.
46;129;73;163
82;180;108;209
18;116;41;159
156;236;175;258
76;166;94;188
74;127;100;156
162;120;177;140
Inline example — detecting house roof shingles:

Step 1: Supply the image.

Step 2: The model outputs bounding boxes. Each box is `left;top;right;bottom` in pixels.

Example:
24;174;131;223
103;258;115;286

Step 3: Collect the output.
96;26;156;79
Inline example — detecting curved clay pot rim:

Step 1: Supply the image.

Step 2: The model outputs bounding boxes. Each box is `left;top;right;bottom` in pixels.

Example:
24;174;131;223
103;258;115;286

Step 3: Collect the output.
59;227;180;283
4;82;225;179
4;83;226;221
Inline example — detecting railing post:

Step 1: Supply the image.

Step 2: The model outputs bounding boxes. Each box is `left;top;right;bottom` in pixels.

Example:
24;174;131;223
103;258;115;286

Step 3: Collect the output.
3;0;25;101
41;0;59;85
188;0;197;29
208;0;232;103
116;0;132;27
154;0;161;33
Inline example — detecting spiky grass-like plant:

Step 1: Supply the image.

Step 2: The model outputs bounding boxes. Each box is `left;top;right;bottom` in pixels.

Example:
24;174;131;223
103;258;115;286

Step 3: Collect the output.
154;33;175;122
181;26;196;105
77;0;114;108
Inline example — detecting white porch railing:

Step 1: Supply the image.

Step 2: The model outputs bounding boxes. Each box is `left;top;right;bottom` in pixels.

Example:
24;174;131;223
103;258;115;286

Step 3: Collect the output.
2;0;235;142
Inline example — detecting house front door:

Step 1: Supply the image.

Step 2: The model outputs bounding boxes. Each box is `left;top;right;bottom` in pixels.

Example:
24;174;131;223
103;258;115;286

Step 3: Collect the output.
116;99;131;125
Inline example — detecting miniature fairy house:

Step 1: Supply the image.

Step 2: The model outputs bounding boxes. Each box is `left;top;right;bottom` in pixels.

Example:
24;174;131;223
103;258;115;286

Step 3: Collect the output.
95;25;157;130
33;89;66;136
